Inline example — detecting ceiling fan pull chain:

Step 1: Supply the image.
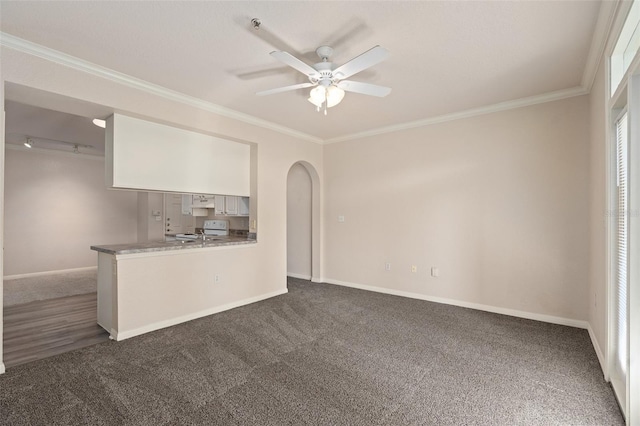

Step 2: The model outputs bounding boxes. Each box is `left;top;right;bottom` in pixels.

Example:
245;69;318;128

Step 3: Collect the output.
324;86;328;115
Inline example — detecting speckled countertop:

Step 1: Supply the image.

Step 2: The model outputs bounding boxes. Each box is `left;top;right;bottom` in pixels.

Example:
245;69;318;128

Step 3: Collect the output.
90;236;256;255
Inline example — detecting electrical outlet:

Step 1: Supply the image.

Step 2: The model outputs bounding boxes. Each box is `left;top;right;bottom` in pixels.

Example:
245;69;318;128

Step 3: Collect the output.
385;262;391;271
214;274;220;284
338;215;345;223
411;265;417;273
431;267;439;277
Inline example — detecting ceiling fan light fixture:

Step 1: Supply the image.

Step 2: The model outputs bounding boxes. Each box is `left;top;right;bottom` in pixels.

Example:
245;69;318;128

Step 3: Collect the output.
24;138;33;148
308;86;326;108
326;85;345;108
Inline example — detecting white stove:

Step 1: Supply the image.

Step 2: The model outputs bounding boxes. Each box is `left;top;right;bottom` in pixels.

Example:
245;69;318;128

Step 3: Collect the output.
203;219;229;236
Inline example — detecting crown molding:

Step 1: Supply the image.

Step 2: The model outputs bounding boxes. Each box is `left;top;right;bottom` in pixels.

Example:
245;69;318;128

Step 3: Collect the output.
581;0;619;92
323;86;589;144
1;32;595;147
0;32;323;144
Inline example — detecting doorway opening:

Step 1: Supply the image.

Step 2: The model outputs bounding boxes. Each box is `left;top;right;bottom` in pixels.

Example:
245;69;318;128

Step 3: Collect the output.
286;161;321;285
2;100;114;368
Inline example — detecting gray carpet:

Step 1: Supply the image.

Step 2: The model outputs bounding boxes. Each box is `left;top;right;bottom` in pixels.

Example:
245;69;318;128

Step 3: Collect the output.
0;278;623;425
3;269;97;306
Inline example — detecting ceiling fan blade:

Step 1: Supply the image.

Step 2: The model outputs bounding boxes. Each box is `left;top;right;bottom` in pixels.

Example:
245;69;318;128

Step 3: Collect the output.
332;46;389;79
337;80;391;97
270;51;320;78
256;82;316;96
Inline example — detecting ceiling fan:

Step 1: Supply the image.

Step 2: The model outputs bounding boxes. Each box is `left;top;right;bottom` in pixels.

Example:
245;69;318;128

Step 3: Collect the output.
256;45;391;115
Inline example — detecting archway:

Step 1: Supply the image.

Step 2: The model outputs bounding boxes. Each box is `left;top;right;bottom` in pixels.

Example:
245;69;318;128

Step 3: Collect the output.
286;161;321;282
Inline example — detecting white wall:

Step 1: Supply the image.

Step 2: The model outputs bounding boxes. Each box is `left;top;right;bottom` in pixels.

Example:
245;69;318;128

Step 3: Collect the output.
588;59;608;366
323;95;590;323
3;147;139;276
287;163;312;279
137;192;164;242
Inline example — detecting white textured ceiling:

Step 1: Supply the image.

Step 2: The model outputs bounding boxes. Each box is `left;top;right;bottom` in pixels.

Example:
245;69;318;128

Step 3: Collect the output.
1;1;601;141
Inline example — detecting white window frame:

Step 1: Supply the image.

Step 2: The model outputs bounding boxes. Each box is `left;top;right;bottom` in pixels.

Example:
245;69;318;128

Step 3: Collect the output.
607;2;640;423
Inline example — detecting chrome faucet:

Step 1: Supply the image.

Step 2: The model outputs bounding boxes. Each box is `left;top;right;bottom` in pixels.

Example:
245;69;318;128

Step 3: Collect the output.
200;230;206;243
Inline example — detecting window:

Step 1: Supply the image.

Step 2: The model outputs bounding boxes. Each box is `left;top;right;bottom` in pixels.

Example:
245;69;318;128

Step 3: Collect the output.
614;112;628;378
608;3;640;420
611;1;640;95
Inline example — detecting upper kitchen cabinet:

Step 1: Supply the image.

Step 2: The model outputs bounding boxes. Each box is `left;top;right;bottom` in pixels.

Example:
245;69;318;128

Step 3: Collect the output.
238;196;250;216
214;195;249;216
106;114;250;196
181;194;208;216
224;196;238;215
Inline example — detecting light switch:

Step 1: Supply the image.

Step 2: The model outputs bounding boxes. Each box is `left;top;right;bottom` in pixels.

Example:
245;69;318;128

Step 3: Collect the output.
338;215;345;223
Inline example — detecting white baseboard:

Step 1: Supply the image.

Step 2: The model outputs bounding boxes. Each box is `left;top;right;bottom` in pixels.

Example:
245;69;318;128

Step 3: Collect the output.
287;273;312;280
0;362;5;374
4;266;97;281
310;277;323;283
112;288;288;341
323;278;589;329
588;323;608;379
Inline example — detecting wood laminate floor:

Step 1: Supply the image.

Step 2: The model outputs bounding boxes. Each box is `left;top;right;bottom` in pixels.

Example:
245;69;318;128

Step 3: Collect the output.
3;292;109;369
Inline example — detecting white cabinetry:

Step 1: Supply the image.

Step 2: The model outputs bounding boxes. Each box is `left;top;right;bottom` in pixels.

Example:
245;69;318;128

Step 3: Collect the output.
224;196;238;215
214;195;226;215
213;195;249;216
181;194;192;215
238;196;250;216
182;194;209;216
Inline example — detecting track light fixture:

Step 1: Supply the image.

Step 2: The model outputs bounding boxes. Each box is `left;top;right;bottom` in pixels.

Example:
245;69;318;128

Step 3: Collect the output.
19;136;94;154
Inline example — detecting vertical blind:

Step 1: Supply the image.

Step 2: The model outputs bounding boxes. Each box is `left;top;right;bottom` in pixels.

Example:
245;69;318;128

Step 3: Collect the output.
616;112;628;374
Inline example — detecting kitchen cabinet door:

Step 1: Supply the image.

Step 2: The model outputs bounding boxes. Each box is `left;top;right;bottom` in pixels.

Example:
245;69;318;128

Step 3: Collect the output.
224;196;238;215
181;194;193;215
238;197;250;216
214;195;226;215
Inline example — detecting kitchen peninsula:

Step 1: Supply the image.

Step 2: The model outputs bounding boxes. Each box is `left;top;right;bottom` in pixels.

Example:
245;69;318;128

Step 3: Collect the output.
91;235;258;341
93;113;269;342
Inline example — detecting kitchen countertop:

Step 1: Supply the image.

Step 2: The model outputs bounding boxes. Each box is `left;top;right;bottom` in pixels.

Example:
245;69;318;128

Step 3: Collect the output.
91;235;256;255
